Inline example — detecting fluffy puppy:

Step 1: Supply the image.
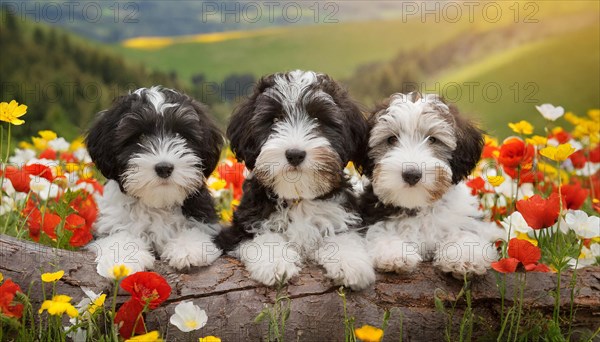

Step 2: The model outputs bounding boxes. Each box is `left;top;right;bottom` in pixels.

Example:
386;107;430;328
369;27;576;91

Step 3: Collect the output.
361;92;500;277
216;70;375;290
86;86;223;273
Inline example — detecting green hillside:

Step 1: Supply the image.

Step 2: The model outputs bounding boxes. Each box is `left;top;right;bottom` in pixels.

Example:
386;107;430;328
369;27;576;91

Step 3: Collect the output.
437;24;600;137
115;19;471;83
0;9;183;140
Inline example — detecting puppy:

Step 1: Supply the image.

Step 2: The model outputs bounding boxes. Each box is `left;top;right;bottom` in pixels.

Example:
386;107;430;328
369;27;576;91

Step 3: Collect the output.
361;93;500;277
86;86;223;273
216;70;375;290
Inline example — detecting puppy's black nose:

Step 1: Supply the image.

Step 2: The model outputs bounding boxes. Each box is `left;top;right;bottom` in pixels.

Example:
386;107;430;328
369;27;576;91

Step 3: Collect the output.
285;149;306;166
155;162;174;178
402;170;422;186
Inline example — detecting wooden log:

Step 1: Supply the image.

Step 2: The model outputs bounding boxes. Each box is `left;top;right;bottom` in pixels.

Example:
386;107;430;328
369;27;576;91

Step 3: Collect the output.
1;234;599;341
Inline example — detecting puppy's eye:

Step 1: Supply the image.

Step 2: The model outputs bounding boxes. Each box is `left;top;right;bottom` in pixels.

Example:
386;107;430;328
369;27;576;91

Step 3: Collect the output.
273;118;280;123
428;136;437;144
387;136;398;145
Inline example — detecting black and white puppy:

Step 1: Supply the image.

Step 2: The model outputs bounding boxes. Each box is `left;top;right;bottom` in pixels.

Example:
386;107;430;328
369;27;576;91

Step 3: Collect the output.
361;93;500;277
86;86;223;273
216;70;375;290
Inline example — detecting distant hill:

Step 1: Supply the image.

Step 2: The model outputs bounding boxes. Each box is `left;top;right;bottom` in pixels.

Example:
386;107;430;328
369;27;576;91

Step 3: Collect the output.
0;8;183;140
8;1;406;43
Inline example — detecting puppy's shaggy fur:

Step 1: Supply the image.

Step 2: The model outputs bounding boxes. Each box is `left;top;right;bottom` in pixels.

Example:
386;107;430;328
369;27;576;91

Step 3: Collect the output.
216;70;375;290
86;87;223;273
361;93;500;277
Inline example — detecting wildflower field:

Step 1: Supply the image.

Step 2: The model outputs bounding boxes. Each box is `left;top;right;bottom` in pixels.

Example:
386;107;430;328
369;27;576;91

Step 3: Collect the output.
0;100;599;341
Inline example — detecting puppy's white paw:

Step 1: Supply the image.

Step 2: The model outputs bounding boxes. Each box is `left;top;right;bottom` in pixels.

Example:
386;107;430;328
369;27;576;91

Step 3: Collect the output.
162;229;222;270
239;233;301;286
318;233;375;290
434;238;497;277
369;239;422;273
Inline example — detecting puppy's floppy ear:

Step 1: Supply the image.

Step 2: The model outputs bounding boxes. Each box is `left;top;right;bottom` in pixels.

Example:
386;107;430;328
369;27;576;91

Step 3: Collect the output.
85;95;132;180
318;74;370;172
227;75;275;169
448;104;484;184
188;98;224;178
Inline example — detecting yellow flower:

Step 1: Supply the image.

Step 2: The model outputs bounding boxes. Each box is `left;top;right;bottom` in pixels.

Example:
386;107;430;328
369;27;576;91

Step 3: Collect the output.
126;331;163;342
487;175;505;187
199;337;222;342
88;294;106;314
526;135;548;146
39;295;79;318
220;208;233;223
0;272;3;283
484;135;498;147
516;232;538;246
111;264;131;280
208;176;227;191
588;109;600;121
70;136;85;151
537;162;558;176
354;325;384;342
508;120;534;135
41;270;64;283
0;100;27;125
18;141;33;149
564;112;582;125
39;130;57;141
539;143;576;162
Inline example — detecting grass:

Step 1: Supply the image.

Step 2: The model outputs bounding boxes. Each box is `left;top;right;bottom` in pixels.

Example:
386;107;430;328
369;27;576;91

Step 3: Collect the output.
436;24;600;137
114;18;474;83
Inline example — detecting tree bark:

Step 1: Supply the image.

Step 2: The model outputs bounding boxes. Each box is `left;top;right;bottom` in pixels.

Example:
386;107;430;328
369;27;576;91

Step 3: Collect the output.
1;234;599;341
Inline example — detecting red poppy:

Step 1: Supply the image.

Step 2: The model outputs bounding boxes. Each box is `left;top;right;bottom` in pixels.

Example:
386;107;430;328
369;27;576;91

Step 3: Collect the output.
498;138;535;169
120;272;171;309
556;182;589;210
465;177;486;196
491;239;550;273
568;150;587;169
70;193;98;227
64;213;92;247
516;193;561;230
39;148;57;160
217;161;245;200
0;279;24;319
115;299;146;338
590;144;600;163
26;208;62;241
503;167;541;185
24;163;54;182
59;151;77;163
481;142;499;160
548;129;571;144
2;166;30;193
76;178;104;195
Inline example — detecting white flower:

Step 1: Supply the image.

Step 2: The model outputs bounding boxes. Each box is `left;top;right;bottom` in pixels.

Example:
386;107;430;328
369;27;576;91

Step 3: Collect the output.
2;178;15;196
48;137;70;152
536;103;564;121
495;174;534;200
73;148;92;163
565;210;600;239
568;244;600;269
1;196;15;215
9;148;36;165
501;211;533;241
29;176;60;200
169;301;208;332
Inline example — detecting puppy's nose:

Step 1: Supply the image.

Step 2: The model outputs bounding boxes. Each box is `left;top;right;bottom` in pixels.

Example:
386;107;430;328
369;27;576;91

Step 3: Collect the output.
402;170;422;186
155;162;174;178
285;149;306;166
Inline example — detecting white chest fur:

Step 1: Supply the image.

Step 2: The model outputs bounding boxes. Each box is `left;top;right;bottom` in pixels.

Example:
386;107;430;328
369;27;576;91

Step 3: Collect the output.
94;180;218;254
258;195;360;253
